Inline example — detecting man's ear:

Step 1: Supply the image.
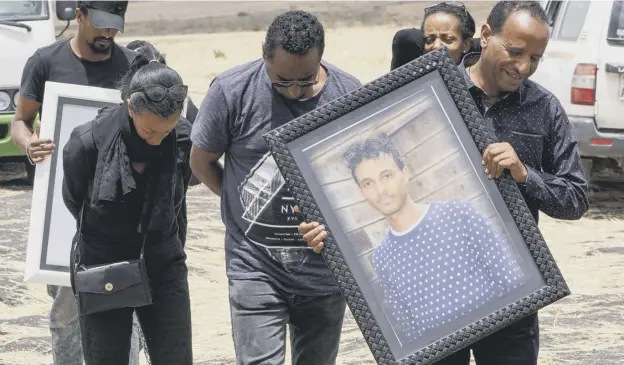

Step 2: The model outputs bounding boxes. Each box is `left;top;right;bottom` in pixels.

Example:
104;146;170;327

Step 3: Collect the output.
127;100;133;117
401;165;410;182
75;8;83;24
480;23;492;49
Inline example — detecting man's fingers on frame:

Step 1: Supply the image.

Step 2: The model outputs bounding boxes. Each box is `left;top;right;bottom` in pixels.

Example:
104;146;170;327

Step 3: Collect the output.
482;147;491;160
28;145;56;153
310;230;327;246
483;143;496;154
486;160;498;178
31;138;54;146
301;221;320;234
482;146;500;163
31;149;54;156
484;142;503;154
30;152;51;160
31;144;55;152
495;164;505;178
498;157;514;168
492;153;509;165
313;242;324;254
302;225;324;242
308;238;324;251
298;222;313;235
487;145;506;158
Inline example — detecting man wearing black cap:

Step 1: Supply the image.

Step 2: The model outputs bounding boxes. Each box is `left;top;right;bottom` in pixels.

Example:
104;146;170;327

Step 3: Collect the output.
10;2;142;364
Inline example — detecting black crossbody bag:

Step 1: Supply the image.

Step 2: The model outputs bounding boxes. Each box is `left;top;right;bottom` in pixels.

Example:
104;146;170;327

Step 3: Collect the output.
71;173;158;316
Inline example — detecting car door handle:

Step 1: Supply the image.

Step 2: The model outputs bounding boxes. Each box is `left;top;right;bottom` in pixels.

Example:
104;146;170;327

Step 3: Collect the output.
605;63;624;74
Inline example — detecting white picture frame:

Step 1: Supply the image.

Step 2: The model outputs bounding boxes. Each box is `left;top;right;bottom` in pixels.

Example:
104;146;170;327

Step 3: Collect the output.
24;82;121;287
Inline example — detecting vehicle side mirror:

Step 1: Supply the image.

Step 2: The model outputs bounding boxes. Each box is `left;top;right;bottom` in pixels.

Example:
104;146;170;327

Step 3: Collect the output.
56;1;77;21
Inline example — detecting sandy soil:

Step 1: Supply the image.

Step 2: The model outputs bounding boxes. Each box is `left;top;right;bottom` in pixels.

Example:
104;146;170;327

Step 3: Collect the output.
2;2;623;365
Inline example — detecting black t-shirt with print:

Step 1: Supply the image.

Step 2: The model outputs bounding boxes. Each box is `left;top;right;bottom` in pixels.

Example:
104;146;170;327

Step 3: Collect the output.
20;38;137;113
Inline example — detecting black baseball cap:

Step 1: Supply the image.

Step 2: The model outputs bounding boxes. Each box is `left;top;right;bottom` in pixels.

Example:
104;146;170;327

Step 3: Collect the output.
77;1;129;32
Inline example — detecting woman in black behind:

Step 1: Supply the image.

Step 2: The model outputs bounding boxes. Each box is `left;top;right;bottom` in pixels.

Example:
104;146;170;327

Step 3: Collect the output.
391;1;477;69
61;54;193;364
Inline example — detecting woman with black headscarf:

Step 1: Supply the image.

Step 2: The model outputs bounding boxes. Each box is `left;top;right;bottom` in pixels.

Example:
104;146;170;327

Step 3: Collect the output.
391;1;478;69
61;53;193;364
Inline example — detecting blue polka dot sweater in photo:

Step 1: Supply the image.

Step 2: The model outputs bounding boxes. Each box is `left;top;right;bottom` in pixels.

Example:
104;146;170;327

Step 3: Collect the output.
371;200;526;343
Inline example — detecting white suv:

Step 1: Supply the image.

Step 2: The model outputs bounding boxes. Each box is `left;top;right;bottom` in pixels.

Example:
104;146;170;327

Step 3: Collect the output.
531;0;624;181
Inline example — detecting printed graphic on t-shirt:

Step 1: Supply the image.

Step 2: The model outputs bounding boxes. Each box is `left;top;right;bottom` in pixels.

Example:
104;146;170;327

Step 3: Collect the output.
239;152;307;248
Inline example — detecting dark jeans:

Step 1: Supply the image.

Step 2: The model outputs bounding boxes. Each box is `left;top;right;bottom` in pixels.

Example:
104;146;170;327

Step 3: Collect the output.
46;285;142;365
228;278;346;365
434;312;539;365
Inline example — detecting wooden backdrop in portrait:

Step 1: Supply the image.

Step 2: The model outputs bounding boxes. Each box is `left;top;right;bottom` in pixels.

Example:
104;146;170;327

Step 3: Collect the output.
306;92;504;285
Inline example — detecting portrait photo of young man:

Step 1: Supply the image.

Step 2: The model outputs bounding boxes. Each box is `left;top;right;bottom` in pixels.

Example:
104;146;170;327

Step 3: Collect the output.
342;133;527;347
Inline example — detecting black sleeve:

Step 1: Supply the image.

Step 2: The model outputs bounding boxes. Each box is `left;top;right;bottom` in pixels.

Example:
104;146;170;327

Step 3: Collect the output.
176;156;192;248
61;128;92;221
520;97;589;220
20;51;47;103
185;97;199;125
175;117;193;247
175;116;193;191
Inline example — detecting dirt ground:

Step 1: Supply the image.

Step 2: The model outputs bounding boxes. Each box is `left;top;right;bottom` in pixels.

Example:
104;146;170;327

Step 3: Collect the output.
1;1;623;365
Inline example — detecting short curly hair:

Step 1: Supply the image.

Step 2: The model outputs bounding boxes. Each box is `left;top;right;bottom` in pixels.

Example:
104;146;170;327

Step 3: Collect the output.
343;133;404;183
487;1;547;35
421;2;476;40
263;10;325;59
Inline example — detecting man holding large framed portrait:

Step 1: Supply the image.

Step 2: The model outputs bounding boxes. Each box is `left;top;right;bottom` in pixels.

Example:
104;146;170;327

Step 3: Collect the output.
294;1;588;364
189;9;362;365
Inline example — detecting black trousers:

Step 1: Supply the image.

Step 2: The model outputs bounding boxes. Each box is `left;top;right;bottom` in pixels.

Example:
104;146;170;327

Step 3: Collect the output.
434;312;539;365
73;234;193;365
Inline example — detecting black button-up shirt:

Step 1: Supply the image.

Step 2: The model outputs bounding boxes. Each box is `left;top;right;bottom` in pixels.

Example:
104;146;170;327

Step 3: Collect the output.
458;53;589;223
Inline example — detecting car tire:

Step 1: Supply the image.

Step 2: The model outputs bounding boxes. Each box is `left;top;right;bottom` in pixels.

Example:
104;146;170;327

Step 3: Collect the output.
581;158;593;179
25;162;35;186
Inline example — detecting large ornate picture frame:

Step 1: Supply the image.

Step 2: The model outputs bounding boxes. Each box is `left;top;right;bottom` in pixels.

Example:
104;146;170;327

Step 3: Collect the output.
263;47;570;364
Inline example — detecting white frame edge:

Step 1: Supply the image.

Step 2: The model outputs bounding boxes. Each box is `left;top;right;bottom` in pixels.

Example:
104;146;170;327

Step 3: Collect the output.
24;81;122;287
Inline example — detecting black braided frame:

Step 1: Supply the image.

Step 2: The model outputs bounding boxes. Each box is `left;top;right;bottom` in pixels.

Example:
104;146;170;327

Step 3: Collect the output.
262;47;570;365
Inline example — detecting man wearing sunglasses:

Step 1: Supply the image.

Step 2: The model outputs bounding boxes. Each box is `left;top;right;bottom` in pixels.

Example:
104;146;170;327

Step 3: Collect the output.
190;10;361;365
300;1;588;364
10;2;145;364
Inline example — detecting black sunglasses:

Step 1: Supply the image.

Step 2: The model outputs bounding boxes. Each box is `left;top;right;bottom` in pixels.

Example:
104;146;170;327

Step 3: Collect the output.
271;80;319;89
130;85;188;102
